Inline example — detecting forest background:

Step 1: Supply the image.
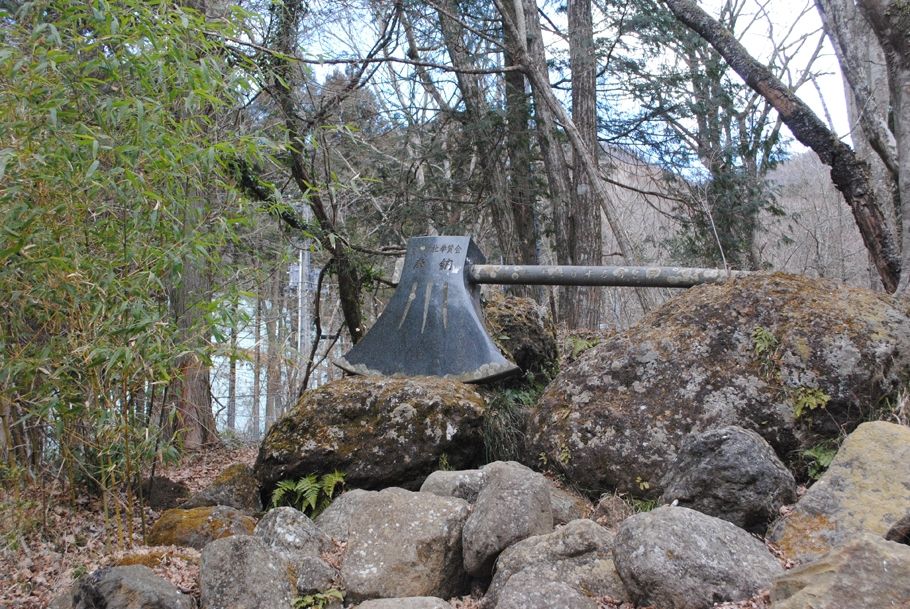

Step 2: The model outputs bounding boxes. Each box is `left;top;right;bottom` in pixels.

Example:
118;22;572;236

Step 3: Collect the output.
1;0;908;555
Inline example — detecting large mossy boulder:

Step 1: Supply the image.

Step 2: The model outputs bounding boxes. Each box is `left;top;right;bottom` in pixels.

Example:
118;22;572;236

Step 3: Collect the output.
528;273;910;495
255;377;486;494
483;291;558;381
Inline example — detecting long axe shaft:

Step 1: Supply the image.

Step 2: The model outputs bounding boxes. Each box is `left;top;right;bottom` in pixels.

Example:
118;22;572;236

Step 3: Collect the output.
469;264;736;287
335;236;742;383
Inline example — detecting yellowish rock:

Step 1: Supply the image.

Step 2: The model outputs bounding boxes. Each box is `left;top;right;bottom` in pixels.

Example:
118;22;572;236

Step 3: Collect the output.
147;505;256;550
768;421;910;563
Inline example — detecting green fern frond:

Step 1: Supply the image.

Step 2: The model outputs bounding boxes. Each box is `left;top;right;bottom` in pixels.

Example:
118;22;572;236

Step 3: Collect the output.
320;470;345;499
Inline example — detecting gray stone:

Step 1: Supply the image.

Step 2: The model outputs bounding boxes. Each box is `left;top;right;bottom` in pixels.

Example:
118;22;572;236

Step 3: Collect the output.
660;425;796;533
200;535;293;609
295;555;340;595
613;506;782;609
420;467;591;527
770;535;910;609
486;519;625;609
527;274;910;496
316;487;470;603
462;461;554;577
420;469;487;503
49;565;193;609
768;421;910;564
314;489;370;540
496;573;597;609
548;485;592;525
254;506;332;558
255;377;487;493
181;463;262;513
355;598;454;609
239;516;338;599
592;494;634;529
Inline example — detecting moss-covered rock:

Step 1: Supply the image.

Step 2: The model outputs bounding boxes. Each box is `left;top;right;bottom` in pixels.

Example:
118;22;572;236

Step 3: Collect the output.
180;463;262;513
483;291;558;382
767;421;910;564
254;376;486;494
146;505;256;550
528;273;910;496
114;547;199;569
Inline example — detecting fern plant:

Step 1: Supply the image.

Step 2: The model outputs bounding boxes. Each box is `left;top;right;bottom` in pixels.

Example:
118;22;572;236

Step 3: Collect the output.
792;386;831;419
294;588;344;609
271;471;345;518
802;442;837;480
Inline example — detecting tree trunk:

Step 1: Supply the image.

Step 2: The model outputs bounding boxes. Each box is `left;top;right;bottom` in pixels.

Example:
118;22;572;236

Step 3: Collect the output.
436;0;520;265
265;270;281;429
270;0;366;343
567;0;604;328
662;0;901;292
160;0;220;451
167;259;218;449
499;0;542;300
856;0;910;293
500;0;659;313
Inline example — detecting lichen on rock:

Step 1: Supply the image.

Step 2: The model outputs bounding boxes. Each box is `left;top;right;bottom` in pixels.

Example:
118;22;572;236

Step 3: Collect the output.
527;273;910;496
254;376;487;495
146;505;256;550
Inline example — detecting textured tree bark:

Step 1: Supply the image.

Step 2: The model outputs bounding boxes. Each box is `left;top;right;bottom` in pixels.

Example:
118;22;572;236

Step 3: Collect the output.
566;0;605;328
271;0;365;342
501;2;538;267
501;0;542;301
265;270;281;429
163;0;221;452
227;316;236;432
519;0;574;276
167;257;219;449
437;0;522;268
855;0;910;293
816;0;899;178
663;0;901;292
500;0;659;313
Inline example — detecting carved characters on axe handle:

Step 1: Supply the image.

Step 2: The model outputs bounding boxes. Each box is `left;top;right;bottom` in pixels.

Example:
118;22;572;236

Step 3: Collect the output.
336;236;743;383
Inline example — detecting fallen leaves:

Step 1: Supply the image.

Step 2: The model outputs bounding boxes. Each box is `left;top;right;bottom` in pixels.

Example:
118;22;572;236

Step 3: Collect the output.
0;444;257;609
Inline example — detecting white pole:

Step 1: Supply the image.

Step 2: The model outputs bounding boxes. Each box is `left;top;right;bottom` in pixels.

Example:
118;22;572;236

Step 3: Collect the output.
297;247;304;356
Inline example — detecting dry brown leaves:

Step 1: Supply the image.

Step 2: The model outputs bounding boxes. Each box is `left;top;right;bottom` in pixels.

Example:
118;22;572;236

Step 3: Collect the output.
598;595;638;608
0;444;256;609
157;444;258;493
712;589;771;609
322;539;347;571
448;596;484;609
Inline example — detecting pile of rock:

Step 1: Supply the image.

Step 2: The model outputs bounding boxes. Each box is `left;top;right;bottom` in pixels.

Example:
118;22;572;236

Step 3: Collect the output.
51;421;910;608
49;277;910;608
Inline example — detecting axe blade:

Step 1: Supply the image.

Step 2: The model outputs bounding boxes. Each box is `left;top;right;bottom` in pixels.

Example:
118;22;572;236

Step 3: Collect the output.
335;236;520;383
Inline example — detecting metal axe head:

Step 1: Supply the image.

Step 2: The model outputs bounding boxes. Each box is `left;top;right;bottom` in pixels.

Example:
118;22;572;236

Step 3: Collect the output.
335;236;520;383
